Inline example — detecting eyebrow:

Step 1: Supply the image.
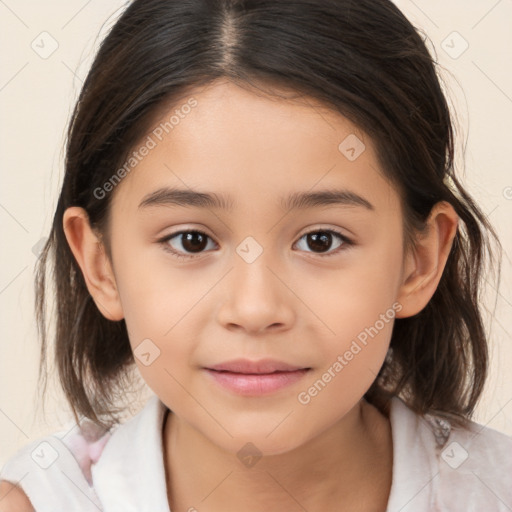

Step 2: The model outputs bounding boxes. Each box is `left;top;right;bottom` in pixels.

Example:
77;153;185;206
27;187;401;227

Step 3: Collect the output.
138;187;375;212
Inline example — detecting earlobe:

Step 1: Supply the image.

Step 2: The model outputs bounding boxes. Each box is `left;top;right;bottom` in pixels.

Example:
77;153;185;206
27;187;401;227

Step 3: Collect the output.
62;206;124;321
395;201;459;319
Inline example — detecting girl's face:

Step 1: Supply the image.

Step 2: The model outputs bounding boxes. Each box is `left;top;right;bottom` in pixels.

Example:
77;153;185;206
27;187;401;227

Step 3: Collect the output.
105;79;410;454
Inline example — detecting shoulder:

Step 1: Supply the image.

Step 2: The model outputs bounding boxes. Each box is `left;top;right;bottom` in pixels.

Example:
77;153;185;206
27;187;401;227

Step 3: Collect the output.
424;409;512;470
0;419;112;511
387;397;512;511
0;481;34;512
434;416;512;509
418;403;512;509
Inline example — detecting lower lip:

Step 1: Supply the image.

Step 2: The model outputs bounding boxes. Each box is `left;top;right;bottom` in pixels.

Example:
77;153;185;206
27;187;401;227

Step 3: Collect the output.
204;369;310;396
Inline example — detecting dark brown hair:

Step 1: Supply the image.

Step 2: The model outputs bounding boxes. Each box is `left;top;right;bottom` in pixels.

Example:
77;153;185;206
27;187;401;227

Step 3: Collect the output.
36;0;501;430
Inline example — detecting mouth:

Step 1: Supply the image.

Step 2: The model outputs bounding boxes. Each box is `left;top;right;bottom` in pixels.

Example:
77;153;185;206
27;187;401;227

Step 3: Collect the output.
206;358;310;374
203;358;311;396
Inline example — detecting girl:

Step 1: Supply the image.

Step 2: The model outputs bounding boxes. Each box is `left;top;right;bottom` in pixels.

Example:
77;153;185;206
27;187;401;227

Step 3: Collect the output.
1;0;511;510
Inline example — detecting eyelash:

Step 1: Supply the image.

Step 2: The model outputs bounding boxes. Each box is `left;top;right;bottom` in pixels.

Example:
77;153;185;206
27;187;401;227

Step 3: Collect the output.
158;228;354;260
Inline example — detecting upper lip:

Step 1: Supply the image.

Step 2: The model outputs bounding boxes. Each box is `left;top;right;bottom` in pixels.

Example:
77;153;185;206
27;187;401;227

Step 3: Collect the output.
205;358;309;374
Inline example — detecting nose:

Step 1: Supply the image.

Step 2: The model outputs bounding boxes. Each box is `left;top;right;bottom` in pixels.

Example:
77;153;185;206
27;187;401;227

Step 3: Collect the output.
216;251;296;335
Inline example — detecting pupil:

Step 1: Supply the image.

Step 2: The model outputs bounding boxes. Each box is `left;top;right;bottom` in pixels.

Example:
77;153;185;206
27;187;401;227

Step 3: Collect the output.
308;232;331;252
183;232;207;252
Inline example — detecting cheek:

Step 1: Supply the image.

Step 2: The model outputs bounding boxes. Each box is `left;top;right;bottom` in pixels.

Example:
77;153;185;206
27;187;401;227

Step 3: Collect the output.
110;238;206;394
117;273;196;406
296;236;403;341
295;339;387;429
112;237;192;336
297;287;398;419
292;227;402;397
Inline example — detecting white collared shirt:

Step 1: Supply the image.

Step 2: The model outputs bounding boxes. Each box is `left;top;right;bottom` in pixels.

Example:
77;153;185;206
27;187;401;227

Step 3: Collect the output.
1;394;511;511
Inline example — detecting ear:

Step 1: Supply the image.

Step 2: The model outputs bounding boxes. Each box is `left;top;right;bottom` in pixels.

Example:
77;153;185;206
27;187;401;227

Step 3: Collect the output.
395;201;459;318
62;206;124;321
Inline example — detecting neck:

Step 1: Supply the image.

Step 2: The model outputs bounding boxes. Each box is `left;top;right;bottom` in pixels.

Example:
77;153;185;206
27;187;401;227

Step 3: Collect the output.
162;399;393;512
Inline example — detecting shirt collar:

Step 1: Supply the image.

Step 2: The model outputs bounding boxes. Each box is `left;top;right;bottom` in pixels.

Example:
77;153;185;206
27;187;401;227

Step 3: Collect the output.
92;394;438;512
91;394;171;512
385;396;439;511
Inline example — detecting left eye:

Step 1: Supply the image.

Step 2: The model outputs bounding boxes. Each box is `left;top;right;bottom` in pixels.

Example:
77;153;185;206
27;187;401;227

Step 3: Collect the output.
294;229;352;256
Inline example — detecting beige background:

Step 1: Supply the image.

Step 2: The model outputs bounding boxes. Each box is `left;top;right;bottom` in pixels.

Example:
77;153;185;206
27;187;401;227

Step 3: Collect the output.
1;0;511;467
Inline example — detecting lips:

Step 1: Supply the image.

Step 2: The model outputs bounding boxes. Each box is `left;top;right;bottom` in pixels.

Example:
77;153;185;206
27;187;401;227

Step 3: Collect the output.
203;358;311;396
205;358;309;374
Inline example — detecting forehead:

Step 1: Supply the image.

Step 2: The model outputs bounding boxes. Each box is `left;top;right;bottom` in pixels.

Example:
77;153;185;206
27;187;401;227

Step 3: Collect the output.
111;79;399;215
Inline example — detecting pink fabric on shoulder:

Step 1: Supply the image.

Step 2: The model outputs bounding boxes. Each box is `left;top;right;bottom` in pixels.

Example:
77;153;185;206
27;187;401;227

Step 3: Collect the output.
60;419;112;486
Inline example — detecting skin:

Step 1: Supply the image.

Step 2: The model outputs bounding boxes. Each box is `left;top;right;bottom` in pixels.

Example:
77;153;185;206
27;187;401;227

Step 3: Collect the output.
62;79;458;511
0;482;35;512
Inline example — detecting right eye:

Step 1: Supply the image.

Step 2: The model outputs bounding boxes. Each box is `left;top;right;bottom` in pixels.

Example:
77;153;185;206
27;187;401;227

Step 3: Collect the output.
158;230;218;259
